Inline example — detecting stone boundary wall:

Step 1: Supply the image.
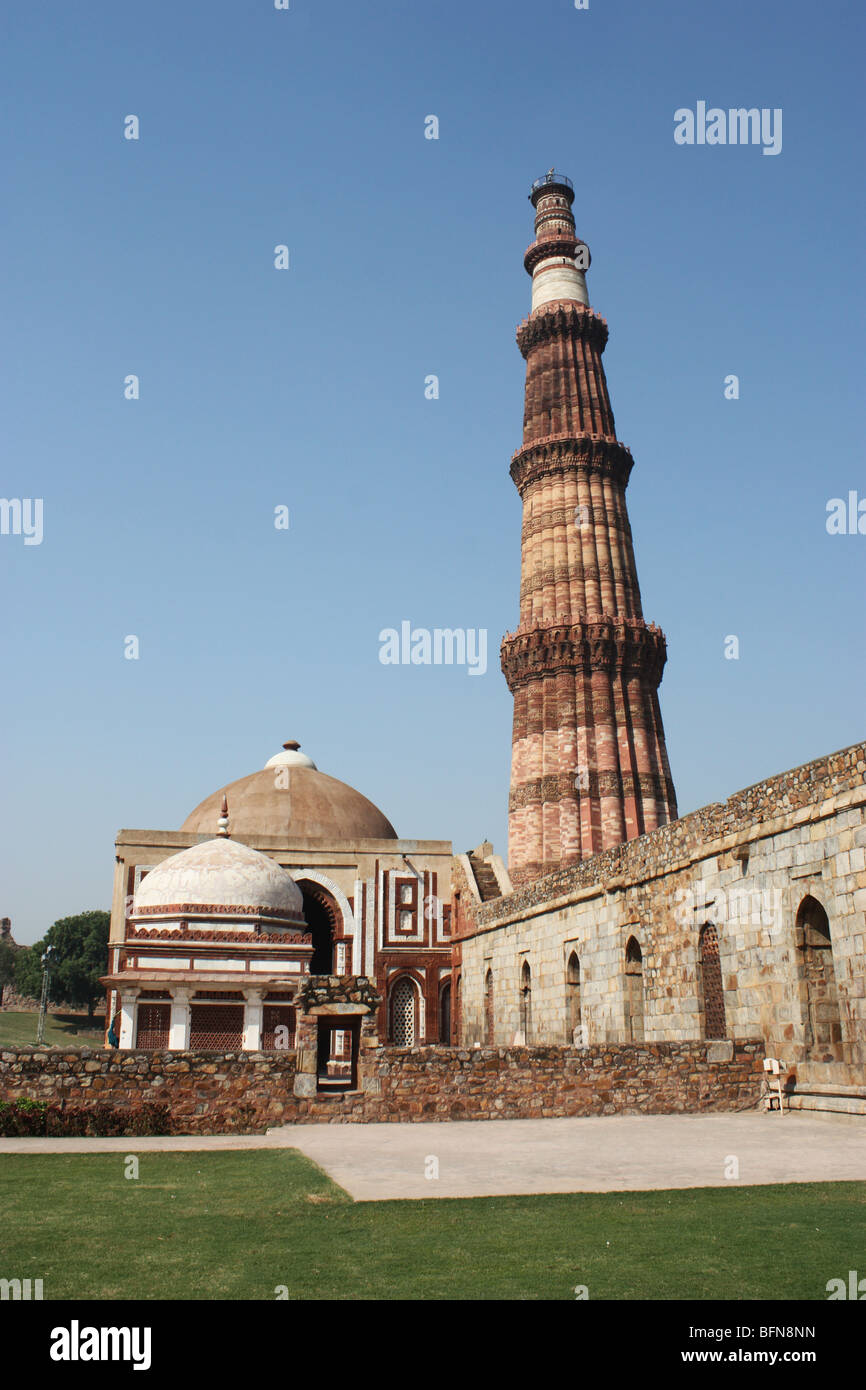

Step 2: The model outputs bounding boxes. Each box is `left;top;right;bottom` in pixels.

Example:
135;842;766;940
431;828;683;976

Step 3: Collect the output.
0;1049;298;1134
474;741;866;928
0;1041;763;1131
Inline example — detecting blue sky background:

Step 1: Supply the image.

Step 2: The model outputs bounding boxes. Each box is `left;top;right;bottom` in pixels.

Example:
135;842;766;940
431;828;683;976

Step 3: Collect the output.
2;0;863;943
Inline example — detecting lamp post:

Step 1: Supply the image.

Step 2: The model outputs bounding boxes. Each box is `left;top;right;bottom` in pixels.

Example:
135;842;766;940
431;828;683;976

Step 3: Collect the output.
35;947;51;1046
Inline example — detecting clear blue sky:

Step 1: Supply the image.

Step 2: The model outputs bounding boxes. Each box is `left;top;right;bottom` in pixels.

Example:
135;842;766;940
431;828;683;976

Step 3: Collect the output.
2;0;863;943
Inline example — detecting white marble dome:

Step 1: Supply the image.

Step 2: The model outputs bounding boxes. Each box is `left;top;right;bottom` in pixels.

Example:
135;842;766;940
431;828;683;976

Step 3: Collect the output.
132;837;305;928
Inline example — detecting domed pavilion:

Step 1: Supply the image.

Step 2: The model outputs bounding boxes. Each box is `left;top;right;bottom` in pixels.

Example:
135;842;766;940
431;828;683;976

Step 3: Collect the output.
105;740;462;1052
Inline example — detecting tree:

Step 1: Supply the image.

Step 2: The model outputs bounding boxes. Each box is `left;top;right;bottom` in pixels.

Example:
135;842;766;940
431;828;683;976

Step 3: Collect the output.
39;912;110;1018
14;944;44;1002
0;942;17;1006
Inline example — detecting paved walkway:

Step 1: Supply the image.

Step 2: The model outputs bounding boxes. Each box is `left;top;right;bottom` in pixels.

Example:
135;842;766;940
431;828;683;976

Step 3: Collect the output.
272;1112;866;1201
3;1113;864;1201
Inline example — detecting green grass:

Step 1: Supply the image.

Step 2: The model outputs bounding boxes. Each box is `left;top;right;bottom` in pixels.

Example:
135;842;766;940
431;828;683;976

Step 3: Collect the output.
1;1151;862;1300
0;1011;105;1048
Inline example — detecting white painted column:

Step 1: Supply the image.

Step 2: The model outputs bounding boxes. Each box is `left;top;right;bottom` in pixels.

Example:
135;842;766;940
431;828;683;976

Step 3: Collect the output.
118;991;139;1049
243;990;264;1051
168;988;191;1050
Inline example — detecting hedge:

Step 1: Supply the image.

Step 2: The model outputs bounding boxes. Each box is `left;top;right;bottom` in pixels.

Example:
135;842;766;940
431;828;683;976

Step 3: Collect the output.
0;1098;171;1137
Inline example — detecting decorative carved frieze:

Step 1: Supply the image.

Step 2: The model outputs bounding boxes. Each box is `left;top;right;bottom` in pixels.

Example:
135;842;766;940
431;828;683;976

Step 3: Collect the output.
501;617;668;691
516;300;609;358
508;769;671;811
510;436;634;495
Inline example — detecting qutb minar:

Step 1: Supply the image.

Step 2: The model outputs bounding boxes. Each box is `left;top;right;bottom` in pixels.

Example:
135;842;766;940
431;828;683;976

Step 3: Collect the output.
501;172;678;884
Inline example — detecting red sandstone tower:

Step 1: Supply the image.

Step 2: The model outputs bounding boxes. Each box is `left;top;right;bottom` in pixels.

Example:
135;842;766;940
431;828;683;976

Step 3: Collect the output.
501;172;677;884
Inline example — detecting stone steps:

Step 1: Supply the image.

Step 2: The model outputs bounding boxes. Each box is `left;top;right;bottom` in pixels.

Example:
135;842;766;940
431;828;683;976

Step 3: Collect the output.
784;1084;866;1116
468;855;502;902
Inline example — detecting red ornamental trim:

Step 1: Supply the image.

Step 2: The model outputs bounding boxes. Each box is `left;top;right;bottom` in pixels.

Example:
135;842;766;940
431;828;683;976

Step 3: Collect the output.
128;926;313;945
135;902;304;921
500;617;668;689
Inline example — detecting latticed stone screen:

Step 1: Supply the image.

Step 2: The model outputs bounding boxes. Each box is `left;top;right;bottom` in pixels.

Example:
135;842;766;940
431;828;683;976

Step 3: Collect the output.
189;1003;244;1050
391;978;416;1046
699;925;727;1040
135;1003;169;1049
262;1005;296;1050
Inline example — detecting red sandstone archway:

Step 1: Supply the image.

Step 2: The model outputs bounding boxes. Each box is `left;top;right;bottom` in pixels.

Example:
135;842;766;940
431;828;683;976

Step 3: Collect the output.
439;980;452;1044
295;880;341;975
389;975;419;1046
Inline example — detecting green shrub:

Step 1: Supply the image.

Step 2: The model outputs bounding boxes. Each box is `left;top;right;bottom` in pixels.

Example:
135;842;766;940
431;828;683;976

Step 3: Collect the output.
0;1098;171;1137
0;1098;48;1135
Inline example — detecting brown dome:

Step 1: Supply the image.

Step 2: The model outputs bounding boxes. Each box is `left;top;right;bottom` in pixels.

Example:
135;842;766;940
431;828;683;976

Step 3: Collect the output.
181;751;398;842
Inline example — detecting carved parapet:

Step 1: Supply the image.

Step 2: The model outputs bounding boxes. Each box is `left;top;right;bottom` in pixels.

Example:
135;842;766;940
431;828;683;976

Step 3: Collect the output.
523;234;584;275
516;299;609;358
510;435;633;495
500;616;668;691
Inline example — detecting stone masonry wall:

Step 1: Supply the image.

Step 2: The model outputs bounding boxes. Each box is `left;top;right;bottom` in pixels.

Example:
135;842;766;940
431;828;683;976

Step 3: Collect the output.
0;1049;298;1134
0;1041;762;1131
457;742;866;1067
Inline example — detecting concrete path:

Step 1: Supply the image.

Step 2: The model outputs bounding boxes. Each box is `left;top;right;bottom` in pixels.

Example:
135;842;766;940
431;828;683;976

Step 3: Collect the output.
2;1113;864;1201
269;1111;866;1201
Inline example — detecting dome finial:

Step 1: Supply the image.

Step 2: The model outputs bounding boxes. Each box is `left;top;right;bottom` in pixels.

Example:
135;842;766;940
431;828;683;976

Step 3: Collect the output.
264;740;318;772
217;794;230;837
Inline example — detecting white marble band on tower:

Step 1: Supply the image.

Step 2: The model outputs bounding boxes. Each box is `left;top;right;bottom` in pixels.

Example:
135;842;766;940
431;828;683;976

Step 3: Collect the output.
531;258;589;311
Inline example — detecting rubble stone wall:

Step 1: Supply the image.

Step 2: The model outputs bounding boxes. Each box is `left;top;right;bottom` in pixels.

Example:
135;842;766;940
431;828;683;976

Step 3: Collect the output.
0;1040;762;1131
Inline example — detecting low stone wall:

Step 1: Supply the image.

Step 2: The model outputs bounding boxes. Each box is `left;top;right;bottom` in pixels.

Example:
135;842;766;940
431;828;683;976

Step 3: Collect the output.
0;1040;762;1131
0;1048;298;1134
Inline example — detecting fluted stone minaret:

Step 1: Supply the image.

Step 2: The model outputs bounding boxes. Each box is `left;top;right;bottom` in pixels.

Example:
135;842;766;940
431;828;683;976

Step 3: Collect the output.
501;172;677;884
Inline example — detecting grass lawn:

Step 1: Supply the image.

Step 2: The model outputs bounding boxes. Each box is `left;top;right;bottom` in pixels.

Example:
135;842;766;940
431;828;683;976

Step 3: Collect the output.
1;1151;863;1300
0;1011;105;1048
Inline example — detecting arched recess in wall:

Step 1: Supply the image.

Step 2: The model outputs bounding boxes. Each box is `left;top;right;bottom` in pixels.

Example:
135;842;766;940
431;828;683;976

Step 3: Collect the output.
796;895;842;1060
484;969;494;1045
566;951;582;1043
520;960;532;1044
698;924;727;1040
439;980;452;1044
389;974;419;1046
624;936;645;1043
294;879;341;975
293;871;355;974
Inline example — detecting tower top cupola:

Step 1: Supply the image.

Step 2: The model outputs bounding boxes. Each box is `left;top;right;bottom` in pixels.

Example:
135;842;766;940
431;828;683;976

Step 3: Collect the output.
525;169;590;312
